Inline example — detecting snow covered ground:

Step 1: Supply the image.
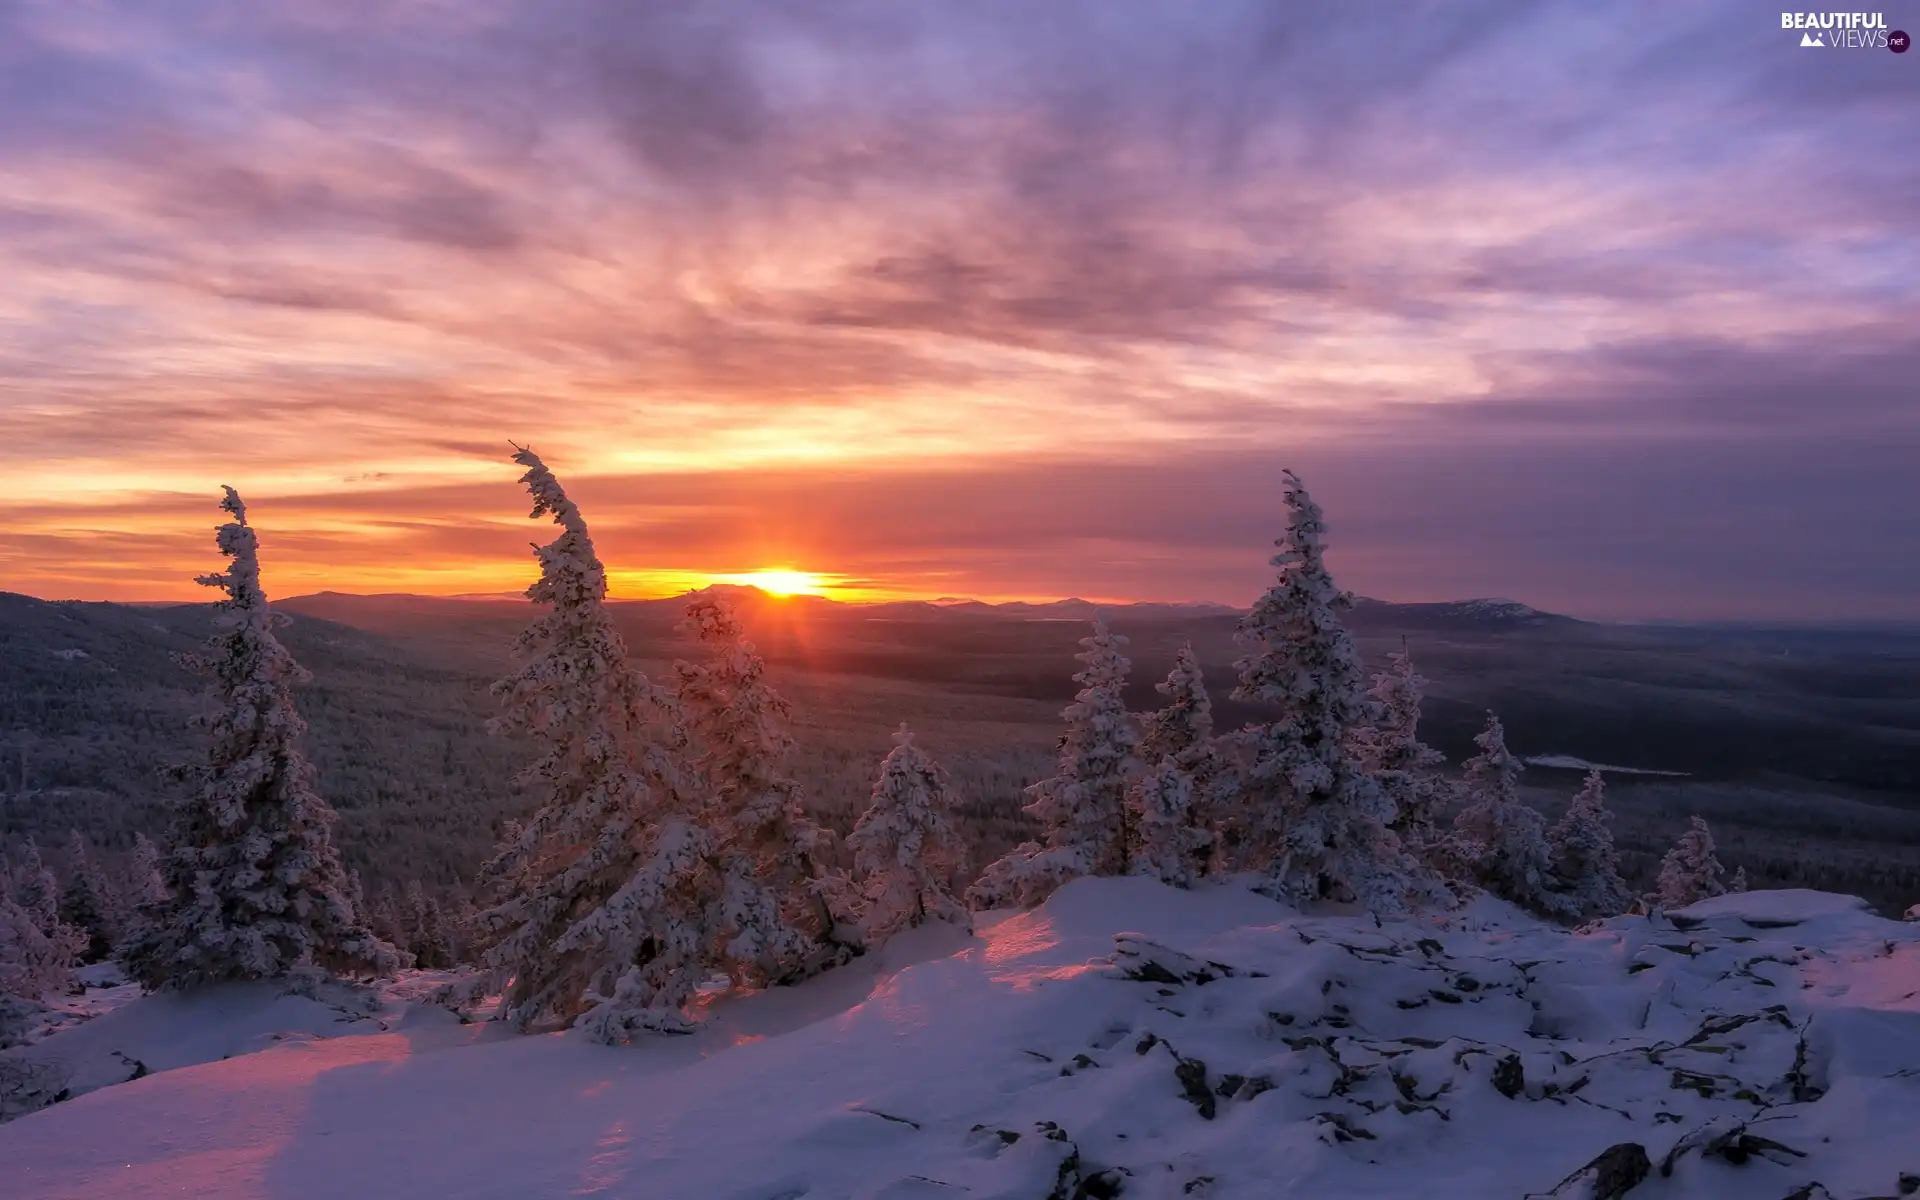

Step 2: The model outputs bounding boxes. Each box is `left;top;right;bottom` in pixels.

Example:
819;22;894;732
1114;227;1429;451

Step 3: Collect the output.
3;879;1917;1199
8;962;142;1047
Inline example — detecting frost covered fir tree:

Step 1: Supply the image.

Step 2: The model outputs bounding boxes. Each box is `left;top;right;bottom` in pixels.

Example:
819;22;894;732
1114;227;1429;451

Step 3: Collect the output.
457;449;717;1041
1448;713;1557;914
847;725;969;945
1;890;83;1044
344;869;369;926
1654;815;1728;909
1348;647;1450;858
1;851;83;1024
58;830;120;962
1129;644;1215;886
126;833;167;911
1129;761;1210;888
405;882;457;969
116;833;168;955
1546;769;1633;920
1140;642;1214;769
674;595;855;977
969;617;1140;908
10;841;58;932
123;488;400;991
366;886;407;950
1220;472;1425;912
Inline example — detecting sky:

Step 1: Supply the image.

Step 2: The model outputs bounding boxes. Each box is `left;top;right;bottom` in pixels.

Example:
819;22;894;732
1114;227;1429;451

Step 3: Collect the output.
1;1;1915;619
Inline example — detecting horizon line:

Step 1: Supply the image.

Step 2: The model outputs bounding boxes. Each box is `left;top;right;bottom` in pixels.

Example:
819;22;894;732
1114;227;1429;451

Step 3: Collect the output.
9;585;1920;631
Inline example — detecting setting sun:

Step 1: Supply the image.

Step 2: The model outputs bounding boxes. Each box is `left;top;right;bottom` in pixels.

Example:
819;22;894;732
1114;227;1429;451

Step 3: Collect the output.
713;569;830;597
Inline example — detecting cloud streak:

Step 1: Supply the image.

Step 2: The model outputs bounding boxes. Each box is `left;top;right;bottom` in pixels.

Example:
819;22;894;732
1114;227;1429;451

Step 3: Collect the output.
0;1;1914;616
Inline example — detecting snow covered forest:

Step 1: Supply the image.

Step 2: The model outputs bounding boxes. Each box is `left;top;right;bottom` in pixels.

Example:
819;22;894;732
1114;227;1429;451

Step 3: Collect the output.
4;605;1916;927
1;452;1917;1197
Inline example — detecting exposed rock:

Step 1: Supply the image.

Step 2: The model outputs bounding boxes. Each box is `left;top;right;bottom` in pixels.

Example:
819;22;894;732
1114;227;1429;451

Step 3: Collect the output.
1174;1057;1216;1120
1113;935;1261;986
1492;1053;1526;1099
1526;1141;1651;1200
1659;1116;1806;1177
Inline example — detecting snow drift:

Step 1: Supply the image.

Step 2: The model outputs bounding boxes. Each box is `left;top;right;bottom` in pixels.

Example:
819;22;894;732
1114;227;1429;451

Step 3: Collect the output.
3;878;1917;1199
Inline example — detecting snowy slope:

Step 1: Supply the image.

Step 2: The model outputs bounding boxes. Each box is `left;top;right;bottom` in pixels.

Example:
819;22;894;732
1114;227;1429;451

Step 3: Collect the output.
4;879;1918;1199
4;968;483;1101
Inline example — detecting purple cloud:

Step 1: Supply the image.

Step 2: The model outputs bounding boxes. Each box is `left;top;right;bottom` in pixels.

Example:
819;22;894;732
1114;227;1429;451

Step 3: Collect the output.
0;0;1913;617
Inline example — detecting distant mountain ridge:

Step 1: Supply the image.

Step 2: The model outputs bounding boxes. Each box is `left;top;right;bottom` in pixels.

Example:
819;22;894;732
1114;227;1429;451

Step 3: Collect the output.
1346;596;1583;631
279;588;1582;631
5;588;1919;896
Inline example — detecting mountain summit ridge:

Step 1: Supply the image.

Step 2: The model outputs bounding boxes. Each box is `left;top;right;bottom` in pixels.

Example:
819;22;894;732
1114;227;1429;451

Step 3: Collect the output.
265;588;1586;629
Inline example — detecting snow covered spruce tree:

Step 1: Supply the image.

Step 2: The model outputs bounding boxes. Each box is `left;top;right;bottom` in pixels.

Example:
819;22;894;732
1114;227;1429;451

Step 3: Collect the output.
1654;815;1728;909
1130;762;1208;889
969;617;1140;908
114;833;168;955
1447;713;1557;914
1547;769;1633;920
405;882;457;969
847;725;969;945
58;830;120;963
673;594;856;979
1;893;83;1045
456;448;717;1040
10;841;58;932
1219;471;1427;912
344;869;369;926
123;488;400;990
1347;647;1450;859
126;833;167;911
1129;643;1215;886
1;850;83;1040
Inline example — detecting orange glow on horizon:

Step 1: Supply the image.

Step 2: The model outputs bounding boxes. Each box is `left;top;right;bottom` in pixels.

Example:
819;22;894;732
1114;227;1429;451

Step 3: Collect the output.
708;568;830;597
601;567;899;604
0;547;1155;609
